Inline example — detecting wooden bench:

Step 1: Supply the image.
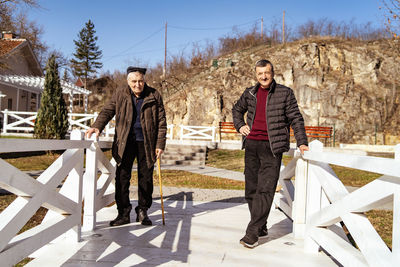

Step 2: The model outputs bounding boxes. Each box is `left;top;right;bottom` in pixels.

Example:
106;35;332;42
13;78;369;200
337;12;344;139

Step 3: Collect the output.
219;122;239;141
219;122;333;145
290;126;333;145
290;126;332;138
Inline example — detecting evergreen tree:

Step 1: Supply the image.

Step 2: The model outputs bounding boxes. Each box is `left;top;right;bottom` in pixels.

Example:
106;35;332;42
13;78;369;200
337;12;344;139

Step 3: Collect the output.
70;19;103;87
34;54;69;139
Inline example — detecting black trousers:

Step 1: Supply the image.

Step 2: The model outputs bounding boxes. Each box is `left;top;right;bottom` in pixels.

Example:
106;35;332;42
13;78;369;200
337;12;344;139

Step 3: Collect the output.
244;139;282;238
115;138;154;213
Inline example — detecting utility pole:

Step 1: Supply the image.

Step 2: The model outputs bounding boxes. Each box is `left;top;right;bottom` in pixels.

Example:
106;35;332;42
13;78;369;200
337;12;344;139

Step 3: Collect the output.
282;10;285;44
164;22;167;78
261;17;263;40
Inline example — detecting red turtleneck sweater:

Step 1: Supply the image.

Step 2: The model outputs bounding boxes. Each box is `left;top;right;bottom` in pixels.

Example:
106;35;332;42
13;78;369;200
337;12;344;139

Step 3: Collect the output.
247;86;269;141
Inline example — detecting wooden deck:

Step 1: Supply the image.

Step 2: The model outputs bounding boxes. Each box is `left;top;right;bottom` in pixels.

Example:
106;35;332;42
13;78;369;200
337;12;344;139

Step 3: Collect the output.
27;198;337;266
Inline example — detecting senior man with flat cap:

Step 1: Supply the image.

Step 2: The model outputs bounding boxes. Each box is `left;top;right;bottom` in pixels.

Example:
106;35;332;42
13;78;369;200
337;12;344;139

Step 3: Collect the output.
86;66;167;226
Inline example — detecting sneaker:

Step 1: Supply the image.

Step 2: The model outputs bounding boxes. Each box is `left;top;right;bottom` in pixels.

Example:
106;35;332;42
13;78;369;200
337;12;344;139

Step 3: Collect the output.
258;227;268;239
240;235;259;248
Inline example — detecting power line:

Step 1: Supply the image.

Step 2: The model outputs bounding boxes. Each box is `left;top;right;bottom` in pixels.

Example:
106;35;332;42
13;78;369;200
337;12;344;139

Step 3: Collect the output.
102;18;263;68
169;18;260;31
103;26;164;61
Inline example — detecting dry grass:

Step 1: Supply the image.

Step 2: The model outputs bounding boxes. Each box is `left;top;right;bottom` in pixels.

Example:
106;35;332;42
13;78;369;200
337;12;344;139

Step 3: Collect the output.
129;170;244;190
3;153;61;171
365;210;393;250
206;149;387;186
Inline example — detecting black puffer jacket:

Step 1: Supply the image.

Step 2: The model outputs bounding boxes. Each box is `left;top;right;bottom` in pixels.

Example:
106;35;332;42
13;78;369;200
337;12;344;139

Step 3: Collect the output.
232;80;308;154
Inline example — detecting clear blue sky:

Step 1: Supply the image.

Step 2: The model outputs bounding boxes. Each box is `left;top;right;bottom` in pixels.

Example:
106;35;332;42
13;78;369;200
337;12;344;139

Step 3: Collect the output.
27;0;384;74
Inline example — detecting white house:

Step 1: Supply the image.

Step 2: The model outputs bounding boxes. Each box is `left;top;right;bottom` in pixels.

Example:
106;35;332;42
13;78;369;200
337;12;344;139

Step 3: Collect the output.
0;31;90;115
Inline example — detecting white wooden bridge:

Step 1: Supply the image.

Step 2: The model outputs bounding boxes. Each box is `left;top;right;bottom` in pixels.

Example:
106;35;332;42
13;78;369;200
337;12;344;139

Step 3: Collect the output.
0;129;399;266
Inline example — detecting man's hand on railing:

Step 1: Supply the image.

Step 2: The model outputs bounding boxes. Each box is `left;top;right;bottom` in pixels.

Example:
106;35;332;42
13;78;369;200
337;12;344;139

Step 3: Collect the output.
85;128;100;139
299;144;309;155
156;148;164;159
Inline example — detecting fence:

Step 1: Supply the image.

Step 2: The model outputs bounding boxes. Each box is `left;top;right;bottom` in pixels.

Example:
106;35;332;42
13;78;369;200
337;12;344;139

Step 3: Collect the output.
1;110;102;136
276;140;400;266
179;125;216;142
1;127;399;265
1;110;175;140
0;130;116;265
0;130;88;265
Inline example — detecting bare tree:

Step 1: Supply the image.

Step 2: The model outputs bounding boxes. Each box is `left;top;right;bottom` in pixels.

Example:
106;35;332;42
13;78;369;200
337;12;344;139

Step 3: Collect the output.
380;0;400;38
0;0;47;67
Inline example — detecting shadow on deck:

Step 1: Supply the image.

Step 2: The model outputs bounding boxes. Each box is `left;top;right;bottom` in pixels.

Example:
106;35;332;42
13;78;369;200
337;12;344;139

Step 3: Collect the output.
27;192;337;266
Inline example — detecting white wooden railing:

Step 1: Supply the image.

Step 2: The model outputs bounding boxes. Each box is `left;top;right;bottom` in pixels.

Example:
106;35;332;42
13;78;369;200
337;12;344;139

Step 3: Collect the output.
0;110;104;136
2;130;398;265
0;130;117;265
0;130;88;265
1;110;175;140
179;125;216;142
276;140;400;267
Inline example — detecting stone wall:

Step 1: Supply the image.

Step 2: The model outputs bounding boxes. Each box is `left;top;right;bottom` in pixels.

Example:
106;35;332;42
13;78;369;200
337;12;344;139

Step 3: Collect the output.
164;38;400;145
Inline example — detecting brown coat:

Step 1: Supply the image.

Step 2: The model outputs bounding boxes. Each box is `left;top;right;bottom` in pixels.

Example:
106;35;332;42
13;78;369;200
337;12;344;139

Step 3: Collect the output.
92;84;167;167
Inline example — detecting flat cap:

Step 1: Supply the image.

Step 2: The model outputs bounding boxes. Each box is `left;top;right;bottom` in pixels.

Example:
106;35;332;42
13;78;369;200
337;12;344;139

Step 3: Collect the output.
127;66;147;75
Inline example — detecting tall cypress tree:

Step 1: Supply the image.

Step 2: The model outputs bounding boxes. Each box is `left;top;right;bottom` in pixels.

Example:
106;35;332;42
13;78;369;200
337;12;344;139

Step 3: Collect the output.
34;54;69;139
70;19;103;87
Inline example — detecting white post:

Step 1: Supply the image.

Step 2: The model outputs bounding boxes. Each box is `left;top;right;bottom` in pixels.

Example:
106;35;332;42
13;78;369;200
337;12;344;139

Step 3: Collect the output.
69;91;73;113
68;113;73;131
212;126;216;142
393;144;400;262
16;88;20;111
67;129;84;241
2;109;8;134
180;125;183;141
293;151;308;238
82;135;98;231
84;95;88;114
304;140;324;253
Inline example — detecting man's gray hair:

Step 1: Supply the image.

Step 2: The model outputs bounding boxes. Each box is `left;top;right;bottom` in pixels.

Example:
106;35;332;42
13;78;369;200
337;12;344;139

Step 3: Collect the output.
255;59;274;72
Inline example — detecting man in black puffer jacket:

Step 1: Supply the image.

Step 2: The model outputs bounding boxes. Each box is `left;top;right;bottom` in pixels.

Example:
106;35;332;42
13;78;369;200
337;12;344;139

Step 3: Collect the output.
232;59;308;248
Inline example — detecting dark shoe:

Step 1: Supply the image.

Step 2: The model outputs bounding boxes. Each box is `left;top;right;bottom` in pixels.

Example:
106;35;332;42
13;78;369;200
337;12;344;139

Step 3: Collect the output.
240;235;258;248
258;226;268;239
109;207;131;226
110;215;131;226
109;212;122;226
135;207;152;226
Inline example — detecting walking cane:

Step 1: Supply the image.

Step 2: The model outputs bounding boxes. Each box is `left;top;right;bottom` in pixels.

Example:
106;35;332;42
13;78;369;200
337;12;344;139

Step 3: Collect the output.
157;157;166;225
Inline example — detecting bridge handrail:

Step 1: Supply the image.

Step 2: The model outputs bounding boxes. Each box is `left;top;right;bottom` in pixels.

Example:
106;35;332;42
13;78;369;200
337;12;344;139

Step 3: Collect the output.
0;130;87;265
1;134;399;265
277;140;400;267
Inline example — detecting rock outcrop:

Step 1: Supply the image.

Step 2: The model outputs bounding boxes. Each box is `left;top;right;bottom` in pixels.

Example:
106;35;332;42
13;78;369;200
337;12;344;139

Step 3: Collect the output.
164;38;400;145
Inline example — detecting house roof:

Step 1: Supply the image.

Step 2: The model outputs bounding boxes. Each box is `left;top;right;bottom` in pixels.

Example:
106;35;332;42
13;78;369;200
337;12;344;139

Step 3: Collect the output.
0;39;25;57
0;38;43;76
75;77;84;87
0;75;91;95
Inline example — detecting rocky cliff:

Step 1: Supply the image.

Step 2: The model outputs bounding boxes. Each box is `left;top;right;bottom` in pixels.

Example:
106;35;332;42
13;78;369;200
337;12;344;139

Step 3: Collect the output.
164;38;400;145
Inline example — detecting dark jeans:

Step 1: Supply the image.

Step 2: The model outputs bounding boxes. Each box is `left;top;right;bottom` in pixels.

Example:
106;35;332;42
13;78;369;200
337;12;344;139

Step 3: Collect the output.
244;139;282;237
115;138;154;213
